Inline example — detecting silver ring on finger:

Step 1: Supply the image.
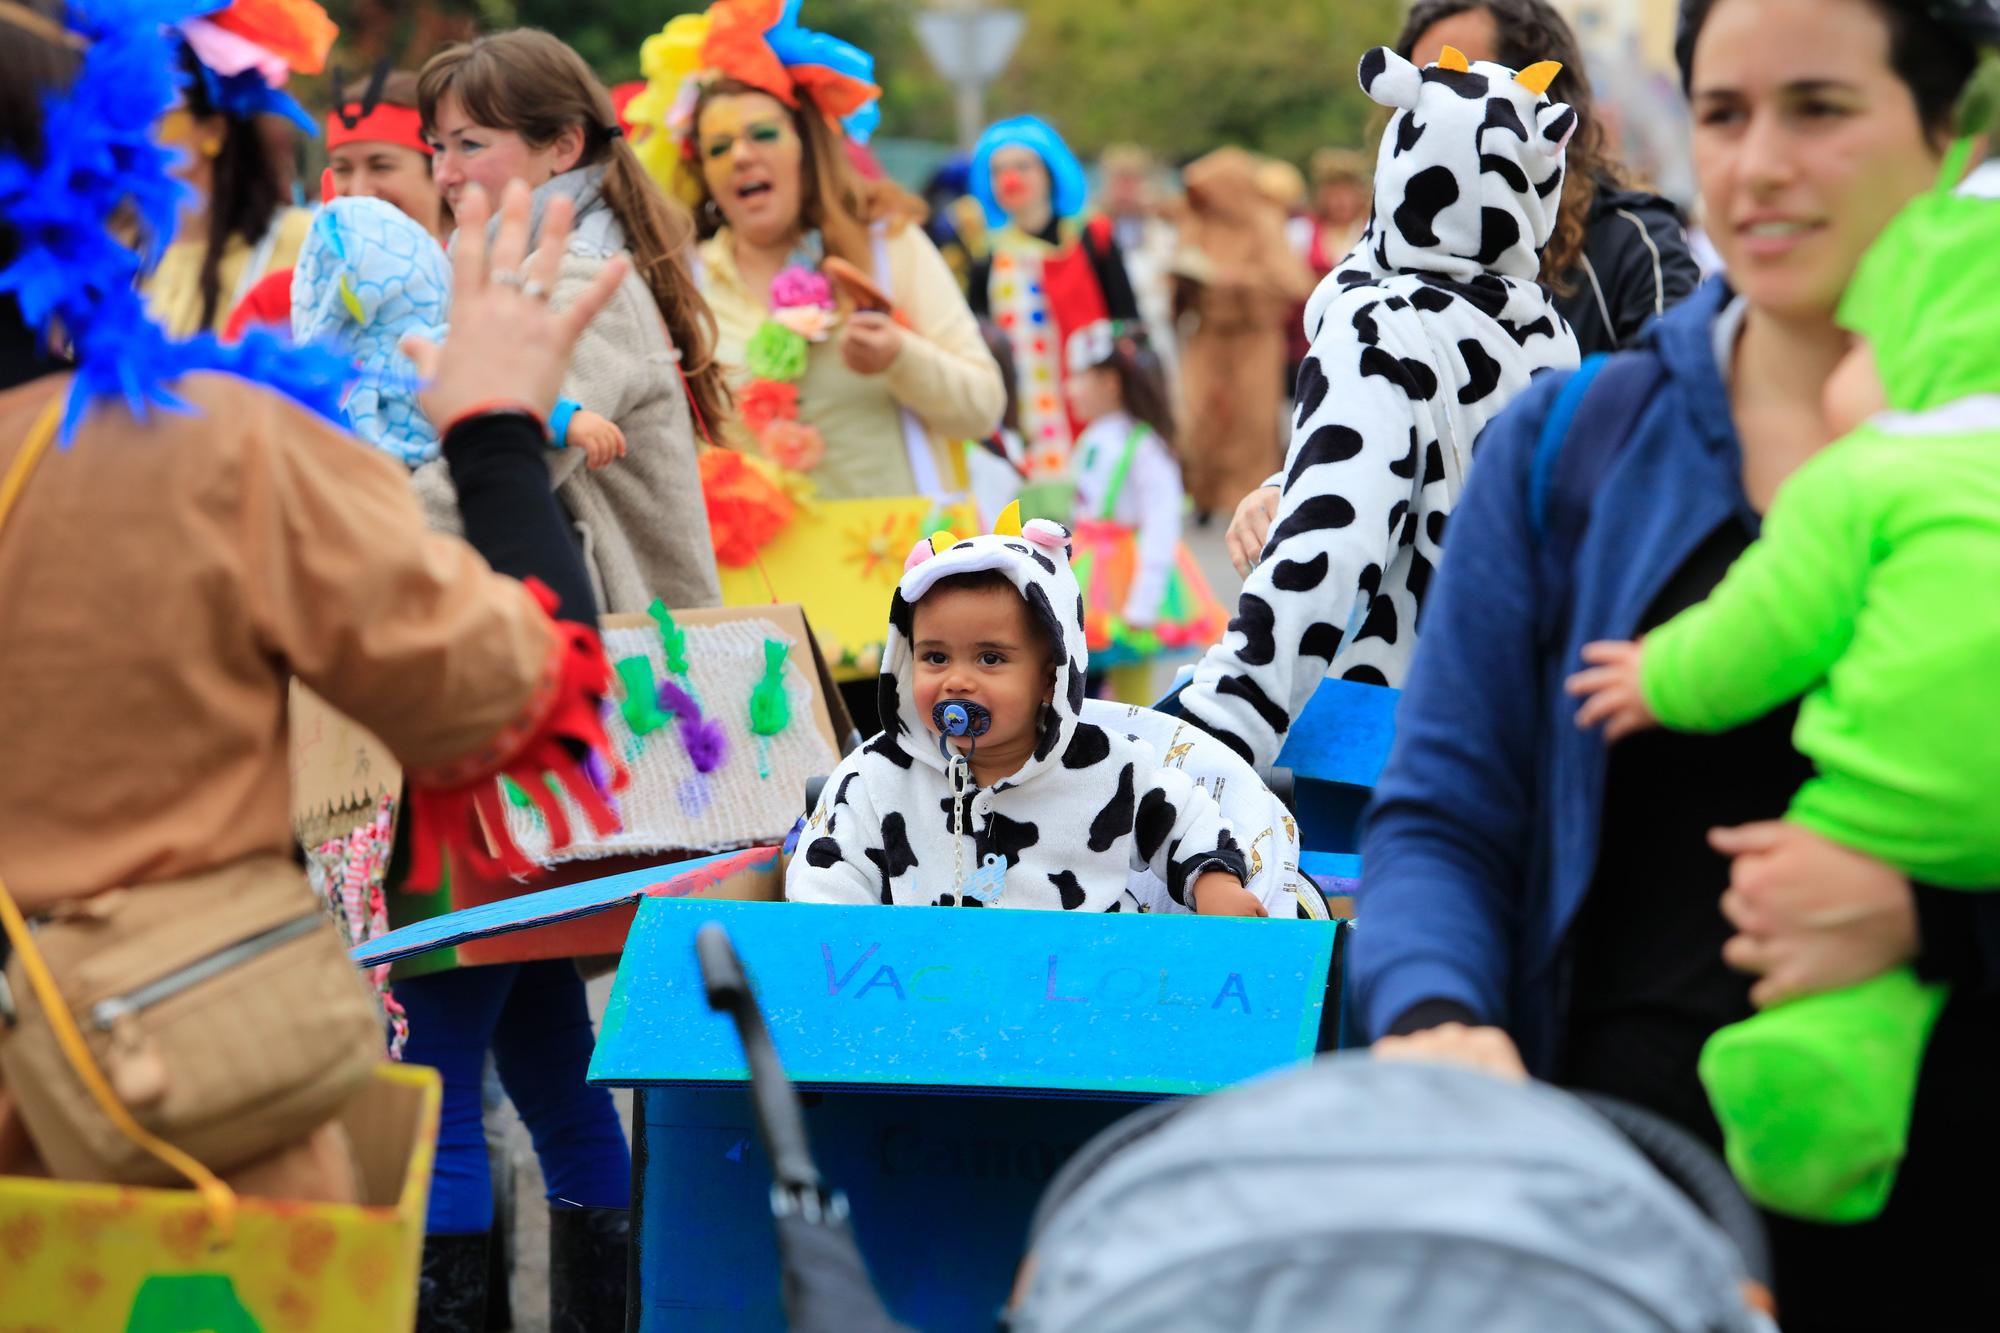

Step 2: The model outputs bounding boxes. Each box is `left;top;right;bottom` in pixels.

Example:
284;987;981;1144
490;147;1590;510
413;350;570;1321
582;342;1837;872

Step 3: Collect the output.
521;279;550;301
492;269;527;289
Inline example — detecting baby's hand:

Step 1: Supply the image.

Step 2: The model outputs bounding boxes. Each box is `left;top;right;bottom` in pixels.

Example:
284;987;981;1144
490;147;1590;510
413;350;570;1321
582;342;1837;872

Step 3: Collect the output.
1193;871;1268;918
569;410;627;471
1565;639;1657;741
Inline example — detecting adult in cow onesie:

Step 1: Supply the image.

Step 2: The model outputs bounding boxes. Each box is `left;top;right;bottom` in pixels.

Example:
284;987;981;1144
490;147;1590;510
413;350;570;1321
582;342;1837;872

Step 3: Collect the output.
786;504;1260;914
1175;46;1580;770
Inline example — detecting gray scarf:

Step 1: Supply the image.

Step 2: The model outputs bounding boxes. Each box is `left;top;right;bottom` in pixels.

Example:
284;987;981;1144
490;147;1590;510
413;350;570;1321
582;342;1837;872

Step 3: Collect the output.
460;164;626;260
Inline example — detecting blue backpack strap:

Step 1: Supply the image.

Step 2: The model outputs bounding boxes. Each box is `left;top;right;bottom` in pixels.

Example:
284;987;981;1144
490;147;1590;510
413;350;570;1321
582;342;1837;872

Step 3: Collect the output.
1529;352;1666;559
1527;353;1609;542
1526;350;1667;650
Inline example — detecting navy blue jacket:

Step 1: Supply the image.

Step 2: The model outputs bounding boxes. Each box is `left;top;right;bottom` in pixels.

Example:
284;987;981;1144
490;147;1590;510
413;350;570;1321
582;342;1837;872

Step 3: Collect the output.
1350;279;1756;1071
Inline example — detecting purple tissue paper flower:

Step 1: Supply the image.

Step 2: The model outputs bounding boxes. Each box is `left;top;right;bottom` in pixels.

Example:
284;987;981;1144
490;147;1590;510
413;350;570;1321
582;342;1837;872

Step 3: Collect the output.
659;681;730;773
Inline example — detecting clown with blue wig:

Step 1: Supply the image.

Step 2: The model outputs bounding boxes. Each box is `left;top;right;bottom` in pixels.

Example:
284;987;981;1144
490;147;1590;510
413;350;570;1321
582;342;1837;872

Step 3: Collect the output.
967;114;1142;490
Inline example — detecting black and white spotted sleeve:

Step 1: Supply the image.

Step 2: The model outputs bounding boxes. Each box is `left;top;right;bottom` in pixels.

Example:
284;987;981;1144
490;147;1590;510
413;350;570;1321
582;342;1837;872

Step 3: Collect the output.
784;756;887;906
1129;766;1248;909
1179;288;1433;770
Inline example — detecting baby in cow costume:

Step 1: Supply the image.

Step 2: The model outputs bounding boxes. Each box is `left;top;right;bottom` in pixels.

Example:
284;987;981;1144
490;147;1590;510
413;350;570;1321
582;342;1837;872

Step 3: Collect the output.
786;503;1261;915
1178;46;1582;769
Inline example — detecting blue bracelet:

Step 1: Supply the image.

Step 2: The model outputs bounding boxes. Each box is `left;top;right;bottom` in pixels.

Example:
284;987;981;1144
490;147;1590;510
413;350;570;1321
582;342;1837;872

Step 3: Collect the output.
549;397;580;449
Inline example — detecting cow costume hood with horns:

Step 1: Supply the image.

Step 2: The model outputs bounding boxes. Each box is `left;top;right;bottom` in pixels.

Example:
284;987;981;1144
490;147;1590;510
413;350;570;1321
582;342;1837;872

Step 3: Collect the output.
1177;46;1582;770
786;504;1249;911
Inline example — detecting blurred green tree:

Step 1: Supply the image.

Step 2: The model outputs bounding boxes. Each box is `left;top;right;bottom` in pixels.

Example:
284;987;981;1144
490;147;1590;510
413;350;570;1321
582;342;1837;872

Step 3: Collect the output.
315;0;1396;167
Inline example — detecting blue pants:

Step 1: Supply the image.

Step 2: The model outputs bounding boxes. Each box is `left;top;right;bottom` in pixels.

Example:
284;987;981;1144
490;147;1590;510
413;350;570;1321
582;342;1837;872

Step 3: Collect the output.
397;959;631;1234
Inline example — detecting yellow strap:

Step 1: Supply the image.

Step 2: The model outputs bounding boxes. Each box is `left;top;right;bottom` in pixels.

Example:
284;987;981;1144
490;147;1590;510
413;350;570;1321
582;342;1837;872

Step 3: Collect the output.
0;394;239;1243
0;393;63;530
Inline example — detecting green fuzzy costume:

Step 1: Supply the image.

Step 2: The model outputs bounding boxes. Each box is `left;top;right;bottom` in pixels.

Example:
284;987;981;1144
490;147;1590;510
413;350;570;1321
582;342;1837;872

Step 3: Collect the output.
1638;151;2000;1222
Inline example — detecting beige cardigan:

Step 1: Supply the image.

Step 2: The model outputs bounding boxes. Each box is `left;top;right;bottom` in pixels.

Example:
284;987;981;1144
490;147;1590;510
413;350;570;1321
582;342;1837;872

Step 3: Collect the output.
700;223;1005;500
415;250;721;613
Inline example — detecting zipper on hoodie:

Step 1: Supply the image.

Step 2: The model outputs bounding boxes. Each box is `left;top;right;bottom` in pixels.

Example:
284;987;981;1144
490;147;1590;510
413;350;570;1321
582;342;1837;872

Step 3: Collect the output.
90;910;326;1031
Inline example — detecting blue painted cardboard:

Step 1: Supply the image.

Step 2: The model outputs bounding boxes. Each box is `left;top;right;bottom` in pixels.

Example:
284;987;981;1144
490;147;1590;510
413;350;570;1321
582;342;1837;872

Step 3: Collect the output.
350;847;780;968
632;1085;1140;1332
592;896;1335;1095
1274;677;1399;788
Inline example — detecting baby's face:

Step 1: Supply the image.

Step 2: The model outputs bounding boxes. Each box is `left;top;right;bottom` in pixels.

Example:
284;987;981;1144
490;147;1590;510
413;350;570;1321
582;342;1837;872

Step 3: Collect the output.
910;585;1053;761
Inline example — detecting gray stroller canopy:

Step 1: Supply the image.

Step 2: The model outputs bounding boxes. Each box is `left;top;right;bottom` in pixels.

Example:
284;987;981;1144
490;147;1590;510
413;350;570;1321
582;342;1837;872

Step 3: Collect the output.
1017;1055;1764;1333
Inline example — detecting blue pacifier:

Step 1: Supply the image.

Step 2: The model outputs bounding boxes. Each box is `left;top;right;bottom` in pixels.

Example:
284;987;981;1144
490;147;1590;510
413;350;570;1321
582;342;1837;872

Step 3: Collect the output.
932;699;992;755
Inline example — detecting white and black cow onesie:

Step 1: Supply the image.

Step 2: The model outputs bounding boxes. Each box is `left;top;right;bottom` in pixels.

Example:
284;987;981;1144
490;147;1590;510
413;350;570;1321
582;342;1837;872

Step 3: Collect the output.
1179;47;1581;769
786;518;1249;911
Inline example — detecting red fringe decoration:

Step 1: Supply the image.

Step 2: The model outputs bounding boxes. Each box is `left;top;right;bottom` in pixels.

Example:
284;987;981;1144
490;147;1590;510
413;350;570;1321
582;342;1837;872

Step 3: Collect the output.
404;581;630;889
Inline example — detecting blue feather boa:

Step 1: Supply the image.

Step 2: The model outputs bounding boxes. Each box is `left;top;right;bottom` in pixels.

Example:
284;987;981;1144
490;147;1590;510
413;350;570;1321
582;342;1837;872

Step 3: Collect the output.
0;0;348;443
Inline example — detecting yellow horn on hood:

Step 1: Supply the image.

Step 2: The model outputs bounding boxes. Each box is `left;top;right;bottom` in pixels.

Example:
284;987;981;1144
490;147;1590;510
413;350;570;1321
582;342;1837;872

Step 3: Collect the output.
1515;60;1562;95
1436;45;1470;72
992;500;1023;536
929;530;959;552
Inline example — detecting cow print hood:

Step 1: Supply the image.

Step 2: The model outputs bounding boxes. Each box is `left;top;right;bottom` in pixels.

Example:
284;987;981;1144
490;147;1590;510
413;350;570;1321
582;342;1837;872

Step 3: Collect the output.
875;504;1088;790
1173;46;1580;771
1347;45;1576;287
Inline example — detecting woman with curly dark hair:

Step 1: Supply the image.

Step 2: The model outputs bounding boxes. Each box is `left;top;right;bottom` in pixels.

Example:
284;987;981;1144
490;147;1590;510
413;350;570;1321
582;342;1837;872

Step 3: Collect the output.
1394;0;1703;354
1223;0;1705;576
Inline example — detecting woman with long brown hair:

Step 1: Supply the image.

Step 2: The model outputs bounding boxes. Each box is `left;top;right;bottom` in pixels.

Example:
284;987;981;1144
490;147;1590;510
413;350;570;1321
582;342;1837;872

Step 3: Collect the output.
415;28;727;616
399;28;732;1331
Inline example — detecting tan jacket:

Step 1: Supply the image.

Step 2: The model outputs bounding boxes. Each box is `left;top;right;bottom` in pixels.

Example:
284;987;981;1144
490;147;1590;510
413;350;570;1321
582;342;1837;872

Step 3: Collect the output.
700;224;1005;500
0;374;558;912
414;253;722;613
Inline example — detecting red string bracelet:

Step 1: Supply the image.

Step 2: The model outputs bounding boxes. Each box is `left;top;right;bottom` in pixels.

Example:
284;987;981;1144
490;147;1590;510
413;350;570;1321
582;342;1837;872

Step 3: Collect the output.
440;398;550;440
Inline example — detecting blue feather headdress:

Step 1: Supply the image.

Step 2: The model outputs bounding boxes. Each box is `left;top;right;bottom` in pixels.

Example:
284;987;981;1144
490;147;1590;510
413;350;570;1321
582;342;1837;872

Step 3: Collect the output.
0;0;346;442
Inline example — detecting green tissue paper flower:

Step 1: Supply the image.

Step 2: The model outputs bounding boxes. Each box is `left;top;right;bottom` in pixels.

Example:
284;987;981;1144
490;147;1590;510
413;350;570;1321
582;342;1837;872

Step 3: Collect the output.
745;320;810;382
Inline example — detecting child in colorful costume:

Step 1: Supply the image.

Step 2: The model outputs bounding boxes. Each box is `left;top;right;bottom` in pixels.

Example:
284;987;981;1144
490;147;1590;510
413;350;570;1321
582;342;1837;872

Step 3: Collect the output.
967;115;1140;490
1174;47;1580;770
1568;138;2000;1223
786;504;1263;916
1063;320;1226;683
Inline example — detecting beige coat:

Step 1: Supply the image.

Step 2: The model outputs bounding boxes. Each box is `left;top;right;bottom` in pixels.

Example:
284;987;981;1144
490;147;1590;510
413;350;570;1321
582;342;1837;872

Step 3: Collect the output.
415;252;722;614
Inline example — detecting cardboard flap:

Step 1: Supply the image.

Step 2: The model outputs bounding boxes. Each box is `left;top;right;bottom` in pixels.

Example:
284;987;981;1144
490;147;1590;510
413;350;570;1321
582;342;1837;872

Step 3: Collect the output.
1273;677;1400;787
289;680;399;839
352;847;784;967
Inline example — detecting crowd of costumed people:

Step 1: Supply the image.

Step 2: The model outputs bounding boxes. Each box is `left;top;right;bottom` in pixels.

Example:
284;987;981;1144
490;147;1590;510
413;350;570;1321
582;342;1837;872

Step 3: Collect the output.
2;0;2000;1329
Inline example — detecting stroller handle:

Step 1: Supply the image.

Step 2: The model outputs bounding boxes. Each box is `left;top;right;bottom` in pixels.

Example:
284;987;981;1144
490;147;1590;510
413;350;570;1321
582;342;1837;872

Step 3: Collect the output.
696;922;823;1197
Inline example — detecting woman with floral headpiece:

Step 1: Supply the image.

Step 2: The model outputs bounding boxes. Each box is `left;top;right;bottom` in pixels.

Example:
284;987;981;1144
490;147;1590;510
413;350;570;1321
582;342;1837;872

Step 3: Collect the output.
627;0;1005;506
143;0;334;336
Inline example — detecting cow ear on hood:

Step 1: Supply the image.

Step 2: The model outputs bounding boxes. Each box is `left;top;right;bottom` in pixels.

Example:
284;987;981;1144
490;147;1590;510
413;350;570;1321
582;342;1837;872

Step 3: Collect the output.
1023;518;1073;560
1358;46;1422;111
1536;101;1579;159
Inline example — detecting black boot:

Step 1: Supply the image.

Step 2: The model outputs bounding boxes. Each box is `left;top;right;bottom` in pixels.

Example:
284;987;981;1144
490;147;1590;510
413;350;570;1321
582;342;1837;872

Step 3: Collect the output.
417;1231;491;1333
548;1204;631;1333
484;1142;516;1330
